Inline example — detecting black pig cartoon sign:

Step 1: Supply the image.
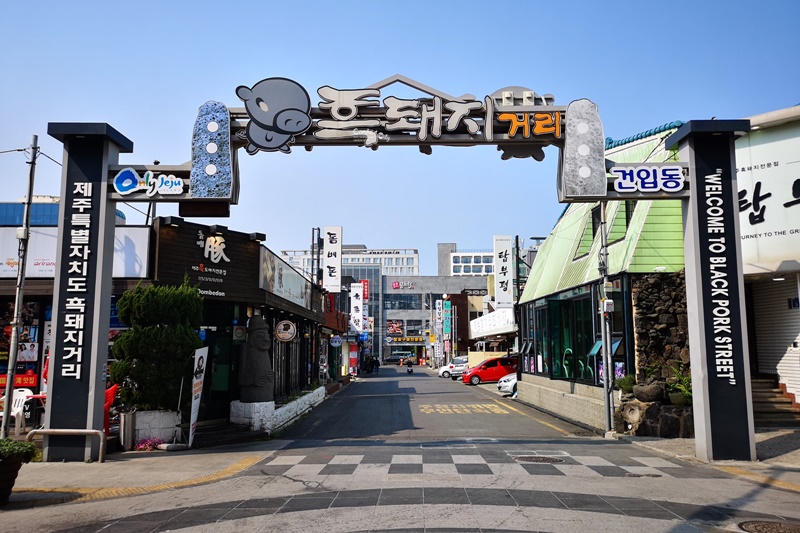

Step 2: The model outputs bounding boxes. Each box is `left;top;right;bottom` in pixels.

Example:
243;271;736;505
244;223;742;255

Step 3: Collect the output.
236;77;312;154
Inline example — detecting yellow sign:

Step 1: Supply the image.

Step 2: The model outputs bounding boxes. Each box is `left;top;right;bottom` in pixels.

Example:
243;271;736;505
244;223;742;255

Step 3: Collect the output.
394;336;423;343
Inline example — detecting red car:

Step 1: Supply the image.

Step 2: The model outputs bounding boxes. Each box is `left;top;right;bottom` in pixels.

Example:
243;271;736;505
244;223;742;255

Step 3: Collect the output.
462;357;518;385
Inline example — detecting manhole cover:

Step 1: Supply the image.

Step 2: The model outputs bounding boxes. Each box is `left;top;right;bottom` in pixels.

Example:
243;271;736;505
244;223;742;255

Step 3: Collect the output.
624;473;662;478
739;521;800;533
513;456;565;464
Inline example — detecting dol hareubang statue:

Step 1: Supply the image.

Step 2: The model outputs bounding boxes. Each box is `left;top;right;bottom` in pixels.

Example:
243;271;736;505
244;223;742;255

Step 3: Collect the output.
238;315;275;403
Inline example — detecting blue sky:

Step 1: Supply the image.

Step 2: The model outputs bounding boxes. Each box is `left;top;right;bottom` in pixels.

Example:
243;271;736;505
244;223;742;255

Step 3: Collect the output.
1;0;798;275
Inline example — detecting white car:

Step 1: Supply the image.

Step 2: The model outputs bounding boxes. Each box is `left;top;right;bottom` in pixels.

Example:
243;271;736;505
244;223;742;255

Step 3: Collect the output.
497;373;518;395
438;356;469;379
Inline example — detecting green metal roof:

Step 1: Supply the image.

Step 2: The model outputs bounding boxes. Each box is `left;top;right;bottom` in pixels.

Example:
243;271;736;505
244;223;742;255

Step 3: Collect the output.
605;120;685;150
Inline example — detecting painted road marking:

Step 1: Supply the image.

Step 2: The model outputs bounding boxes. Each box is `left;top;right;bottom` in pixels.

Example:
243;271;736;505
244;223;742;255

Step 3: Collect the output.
418;404;509;414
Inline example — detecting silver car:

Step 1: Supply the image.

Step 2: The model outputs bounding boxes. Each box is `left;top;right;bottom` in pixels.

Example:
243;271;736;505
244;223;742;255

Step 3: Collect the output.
438;356;469;379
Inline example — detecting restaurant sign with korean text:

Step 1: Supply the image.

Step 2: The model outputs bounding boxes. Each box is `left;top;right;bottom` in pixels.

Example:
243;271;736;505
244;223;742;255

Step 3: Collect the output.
233;75;606;203
234;75;567;154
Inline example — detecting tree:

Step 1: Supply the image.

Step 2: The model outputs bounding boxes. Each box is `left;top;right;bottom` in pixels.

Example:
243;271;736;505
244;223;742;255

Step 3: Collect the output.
110;276;203;412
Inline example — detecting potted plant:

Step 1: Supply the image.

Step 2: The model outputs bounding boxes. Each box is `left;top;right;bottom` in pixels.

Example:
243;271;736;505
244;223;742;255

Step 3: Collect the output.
667;365;693;408
110;276;203;447
0;438;37;505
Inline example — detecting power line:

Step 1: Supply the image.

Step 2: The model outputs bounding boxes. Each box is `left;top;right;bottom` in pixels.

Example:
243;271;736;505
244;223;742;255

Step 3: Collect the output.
37;150;61;166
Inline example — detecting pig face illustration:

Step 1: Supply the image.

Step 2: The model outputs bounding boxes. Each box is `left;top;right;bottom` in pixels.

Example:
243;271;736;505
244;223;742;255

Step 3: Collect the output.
236;77;312;154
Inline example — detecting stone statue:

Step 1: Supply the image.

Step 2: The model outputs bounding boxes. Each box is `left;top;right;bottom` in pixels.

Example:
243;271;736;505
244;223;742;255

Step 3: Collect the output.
238;315;275;403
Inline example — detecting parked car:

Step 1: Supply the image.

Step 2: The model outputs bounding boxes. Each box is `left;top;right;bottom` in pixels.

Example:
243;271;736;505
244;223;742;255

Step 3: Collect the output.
462;357;518;385
438;356;468;379
384;354;402;365
393;351;415;365
497;373;518;395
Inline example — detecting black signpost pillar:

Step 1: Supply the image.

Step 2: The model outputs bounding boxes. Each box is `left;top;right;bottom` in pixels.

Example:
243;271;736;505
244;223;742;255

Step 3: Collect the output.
43;123;133;461
667;120;755;461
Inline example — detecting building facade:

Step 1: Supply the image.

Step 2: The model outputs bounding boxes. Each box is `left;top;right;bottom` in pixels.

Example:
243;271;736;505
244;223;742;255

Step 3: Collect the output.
0;210;348;428
282;244;420;278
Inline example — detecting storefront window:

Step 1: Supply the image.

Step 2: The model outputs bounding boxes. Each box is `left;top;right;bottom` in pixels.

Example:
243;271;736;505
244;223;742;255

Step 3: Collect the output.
574;297;595;383
528;279;628;386
533;304;547;375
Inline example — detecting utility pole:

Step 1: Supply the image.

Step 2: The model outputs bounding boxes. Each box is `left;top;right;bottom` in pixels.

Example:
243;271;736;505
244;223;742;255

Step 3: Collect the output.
598;201;615;437
1;135;38;439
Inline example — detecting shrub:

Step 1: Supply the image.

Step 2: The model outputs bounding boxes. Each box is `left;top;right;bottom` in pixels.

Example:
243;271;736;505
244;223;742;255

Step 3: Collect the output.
615;374;636;394
0;438;38;463
110;276;203;412
667;364;692;403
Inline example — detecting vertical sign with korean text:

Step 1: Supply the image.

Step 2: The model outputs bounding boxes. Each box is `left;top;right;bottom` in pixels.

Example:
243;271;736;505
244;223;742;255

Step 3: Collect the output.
493;235;514;308
349;282;363;333
323;226;342;292
44;125;128;462
443;300;452;338
360;279;369;302
360;279;369;336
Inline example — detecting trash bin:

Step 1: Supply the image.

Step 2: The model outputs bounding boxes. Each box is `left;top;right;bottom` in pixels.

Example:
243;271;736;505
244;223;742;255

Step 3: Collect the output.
120;412;135;451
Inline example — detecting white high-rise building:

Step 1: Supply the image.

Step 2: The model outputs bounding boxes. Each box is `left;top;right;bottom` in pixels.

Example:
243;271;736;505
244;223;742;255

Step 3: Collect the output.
281;244;419;278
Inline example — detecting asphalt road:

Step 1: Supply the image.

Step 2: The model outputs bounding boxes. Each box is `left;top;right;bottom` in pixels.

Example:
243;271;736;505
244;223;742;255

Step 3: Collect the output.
281;365;581;442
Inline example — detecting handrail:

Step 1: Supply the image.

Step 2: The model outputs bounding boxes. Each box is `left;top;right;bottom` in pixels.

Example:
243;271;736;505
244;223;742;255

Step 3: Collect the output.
25;429;107;463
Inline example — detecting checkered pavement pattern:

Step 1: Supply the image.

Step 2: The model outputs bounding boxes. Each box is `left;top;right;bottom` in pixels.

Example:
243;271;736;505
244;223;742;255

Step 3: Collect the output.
260;444;727;479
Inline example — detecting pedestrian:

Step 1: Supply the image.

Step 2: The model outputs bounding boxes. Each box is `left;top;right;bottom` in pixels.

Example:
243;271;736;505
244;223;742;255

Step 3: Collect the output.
373;357;380;374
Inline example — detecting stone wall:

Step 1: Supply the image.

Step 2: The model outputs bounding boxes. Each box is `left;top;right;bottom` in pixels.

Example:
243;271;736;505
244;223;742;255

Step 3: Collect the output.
624;271;694;437
631;271;690;383
615;395;694;438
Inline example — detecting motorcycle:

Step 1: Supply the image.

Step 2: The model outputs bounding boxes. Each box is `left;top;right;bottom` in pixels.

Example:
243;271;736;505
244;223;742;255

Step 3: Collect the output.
406;363;413;374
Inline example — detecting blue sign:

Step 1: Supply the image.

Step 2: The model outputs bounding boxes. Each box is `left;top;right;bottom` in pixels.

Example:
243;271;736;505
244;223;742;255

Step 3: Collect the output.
358;332;369;342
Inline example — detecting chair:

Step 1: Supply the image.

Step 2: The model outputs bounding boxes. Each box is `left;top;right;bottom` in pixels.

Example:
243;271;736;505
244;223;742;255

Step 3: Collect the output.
104;384;119;436
0;388;34;436
563;349;573;378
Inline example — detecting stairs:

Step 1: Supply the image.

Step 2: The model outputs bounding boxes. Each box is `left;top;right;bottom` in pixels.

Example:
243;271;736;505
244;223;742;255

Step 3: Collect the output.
751;376;800;428
191;423;265;449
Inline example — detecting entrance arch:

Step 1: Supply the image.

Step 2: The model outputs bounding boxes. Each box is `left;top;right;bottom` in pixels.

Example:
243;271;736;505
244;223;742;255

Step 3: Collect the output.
41;74;752;462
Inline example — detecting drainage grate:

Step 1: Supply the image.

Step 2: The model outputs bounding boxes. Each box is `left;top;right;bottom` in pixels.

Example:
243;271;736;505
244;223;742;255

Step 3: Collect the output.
624;473;662;478
513;456;565;464
739;521;800;533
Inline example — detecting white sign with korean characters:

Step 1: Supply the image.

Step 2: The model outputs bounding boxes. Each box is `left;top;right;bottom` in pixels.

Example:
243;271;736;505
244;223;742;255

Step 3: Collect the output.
735;126;800;273
493;235;514;309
